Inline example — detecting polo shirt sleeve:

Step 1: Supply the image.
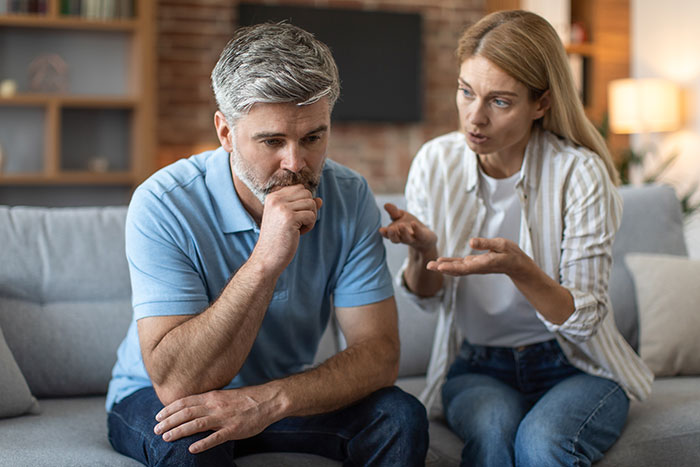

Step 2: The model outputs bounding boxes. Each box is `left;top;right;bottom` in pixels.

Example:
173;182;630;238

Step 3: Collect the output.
331;181;394;308
125;187;210;320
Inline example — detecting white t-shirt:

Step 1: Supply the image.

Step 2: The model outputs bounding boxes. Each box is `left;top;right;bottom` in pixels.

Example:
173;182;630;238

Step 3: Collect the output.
455;167;551;347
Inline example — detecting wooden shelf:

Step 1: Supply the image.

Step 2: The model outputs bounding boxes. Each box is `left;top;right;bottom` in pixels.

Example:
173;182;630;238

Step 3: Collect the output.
0;0;156;197
0;94;137;107
0;172;136;185
0;14;137;30
565;42;596;57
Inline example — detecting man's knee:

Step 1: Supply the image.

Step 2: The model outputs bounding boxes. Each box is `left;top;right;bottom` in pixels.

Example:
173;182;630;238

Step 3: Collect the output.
151;434;235;467
371;386;428;434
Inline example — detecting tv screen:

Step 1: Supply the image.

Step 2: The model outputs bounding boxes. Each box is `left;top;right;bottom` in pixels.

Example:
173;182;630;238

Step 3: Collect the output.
238;4;423;123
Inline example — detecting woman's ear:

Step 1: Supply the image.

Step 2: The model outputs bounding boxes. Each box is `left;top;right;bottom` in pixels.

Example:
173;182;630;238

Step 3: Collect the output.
533;90;551;120
214;111;234;153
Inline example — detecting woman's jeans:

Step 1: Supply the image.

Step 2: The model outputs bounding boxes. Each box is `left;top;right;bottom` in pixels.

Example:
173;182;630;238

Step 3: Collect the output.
108;385;428;467
442;339;629;467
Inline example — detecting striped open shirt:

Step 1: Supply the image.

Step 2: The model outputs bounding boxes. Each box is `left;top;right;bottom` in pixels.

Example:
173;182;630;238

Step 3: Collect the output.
399;127;653;413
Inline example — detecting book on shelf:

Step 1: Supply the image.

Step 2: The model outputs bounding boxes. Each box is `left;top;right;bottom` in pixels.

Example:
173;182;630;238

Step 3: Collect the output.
1;0;48;14
59;0;133;19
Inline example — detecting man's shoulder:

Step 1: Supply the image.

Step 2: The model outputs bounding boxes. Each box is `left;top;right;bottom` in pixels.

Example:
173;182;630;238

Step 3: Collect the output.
320;159;371;198
136;149;217;201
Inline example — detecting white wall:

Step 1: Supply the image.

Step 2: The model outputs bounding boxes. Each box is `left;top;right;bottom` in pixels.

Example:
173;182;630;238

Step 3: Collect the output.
631;0;700;203
632;0;700;255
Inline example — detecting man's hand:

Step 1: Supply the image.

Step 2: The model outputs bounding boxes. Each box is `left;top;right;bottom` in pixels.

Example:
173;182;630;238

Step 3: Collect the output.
251;185;322;275
379;203;437;253
153;385;284;454
427;237;531;278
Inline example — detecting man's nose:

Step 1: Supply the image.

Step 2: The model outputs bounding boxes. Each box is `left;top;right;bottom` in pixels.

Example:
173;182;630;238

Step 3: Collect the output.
280;145;306;173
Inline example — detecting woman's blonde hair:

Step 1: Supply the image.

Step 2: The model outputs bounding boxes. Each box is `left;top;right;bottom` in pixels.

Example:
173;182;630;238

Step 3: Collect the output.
458;10;620;185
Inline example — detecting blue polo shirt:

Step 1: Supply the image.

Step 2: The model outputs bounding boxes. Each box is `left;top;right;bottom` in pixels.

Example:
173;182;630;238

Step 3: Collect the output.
106;147;393;411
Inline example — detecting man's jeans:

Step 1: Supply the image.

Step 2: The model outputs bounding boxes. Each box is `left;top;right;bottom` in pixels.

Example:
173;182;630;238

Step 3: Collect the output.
442;339;630;467
108;385;428;467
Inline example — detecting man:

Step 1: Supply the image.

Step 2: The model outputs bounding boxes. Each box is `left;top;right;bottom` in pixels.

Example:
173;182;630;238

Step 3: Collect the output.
105;22;428;466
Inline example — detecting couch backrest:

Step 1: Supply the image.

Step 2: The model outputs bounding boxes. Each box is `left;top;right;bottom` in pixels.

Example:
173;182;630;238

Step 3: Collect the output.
0;206;132;397
0;184;686;396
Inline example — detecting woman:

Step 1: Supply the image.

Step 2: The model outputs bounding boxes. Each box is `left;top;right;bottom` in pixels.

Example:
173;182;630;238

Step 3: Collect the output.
380;10;652;467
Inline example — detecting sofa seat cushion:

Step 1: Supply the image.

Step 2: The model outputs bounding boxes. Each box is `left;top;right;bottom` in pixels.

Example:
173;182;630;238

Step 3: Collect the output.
0;397;347;467
596;377;700;466
397;375;700;467
0;397;139;467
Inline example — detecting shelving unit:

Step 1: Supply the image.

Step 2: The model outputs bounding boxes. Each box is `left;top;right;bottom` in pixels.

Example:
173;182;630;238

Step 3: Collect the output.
0;0;155;204
485;0;630;157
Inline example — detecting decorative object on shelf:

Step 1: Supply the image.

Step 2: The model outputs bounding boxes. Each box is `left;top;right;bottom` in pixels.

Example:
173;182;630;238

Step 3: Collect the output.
27;53;69;93
87;156;109;173
0;79;18;97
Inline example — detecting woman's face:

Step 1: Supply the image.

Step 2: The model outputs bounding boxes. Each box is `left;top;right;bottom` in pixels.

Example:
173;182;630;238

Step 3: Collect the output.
456;55;548;163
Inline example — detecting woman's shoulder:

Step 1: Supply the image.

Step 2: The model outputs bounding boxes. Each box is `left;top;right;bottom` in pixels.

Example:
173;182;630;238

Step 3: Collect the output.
415;131;470;164
539;130;608;176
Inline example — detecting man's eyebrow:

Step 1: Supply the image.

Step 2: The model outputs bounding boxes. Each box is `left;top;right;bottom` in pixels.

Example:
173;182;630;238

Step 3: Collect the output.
305;125;329;135
457;78;518;98
252;125;328;140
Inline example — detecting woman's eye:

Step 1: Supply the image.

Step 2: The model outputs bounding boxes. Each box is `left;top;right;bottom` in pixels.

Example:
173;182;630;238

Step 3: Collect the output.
459;87;473;98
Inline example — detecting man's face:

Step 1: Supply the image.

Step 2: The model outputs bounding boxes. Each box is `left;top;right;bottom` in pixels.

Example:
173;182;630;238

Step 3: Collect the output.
218;99;331;205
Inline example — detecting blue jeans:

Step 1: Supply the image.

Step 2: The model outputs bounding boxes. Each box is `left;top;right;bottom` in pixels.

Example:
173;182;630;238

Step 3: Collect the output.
108;385;428;467
442;339;629;467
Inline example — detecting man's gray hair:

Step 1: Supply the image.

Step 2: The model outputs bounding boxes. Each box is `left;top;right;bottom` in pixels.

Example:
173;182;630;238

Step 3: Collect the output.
211;22;340;123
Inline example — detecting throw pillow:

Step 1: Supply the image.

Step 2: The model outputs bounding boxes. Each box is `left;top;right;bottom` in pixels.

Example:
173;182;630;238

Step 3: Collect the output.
625;253;700;377
0;325;40;418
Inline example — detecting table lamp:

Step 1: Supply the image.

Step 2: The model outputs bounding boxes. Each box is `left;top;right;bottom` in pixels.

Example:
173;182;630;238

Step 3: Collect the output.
608;78;682;183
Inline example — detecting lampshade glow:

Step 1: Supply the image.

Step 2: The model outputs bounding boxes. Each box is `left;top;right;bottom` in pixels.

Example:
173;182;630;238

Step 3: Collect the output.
608;78;681;134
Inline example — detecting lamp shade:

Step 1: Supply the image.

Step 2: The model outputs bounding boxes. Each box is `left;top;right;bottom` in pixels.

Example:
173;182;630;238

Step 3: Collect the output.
608;78;681;134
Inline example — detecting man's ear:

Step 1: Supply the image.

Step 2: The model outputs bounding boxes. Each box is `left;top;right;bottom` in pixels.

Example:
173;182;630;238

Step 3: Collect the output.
533;90;551;120
214;111;234;153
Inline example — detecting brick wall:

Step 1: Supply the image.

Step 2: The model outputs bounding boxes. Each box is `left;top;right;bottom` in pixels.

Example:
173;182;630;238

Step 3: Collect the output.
157;0;485;193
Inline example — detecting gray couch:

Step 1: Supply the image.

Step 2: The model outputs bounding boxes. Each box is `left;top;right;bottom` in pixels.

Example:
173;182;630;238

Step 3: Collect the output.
0;184;698;466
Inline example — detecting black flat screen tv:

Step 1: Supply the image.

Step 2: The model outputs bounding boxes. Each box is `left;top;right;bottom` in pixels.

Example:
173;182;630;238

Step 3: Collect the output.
238;4;423;123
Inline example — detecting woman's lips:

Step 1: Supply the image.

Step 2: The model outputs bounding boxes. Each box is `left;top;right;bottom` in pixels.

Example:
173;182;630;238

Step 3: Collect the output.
467;132;487;145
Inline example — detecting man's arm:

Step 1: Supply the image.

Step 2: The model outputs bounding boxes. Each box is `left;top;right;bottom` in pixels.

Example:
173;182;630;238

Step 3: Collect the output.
138;185;321;405
151;296;400;454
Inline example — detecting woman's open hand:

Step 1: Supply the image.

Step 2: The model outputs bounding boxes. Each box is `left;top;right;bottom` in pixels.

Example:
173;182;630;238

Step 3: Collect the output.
379;203;438;254
427;237;530;278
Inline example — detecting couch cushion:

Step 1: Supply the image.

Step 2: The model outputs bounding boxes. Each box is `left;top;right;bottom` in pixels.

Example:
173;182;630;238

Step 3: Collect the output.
0;325;39;418
0;206;133;397
625;253;700;376
595;377;700;467
0;397;140;467
610;184;687;350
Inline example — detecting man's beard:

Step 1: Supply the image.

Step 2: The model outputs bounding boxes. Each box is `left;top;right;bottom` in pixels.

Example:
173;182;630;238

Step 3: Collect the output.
230;143;323;205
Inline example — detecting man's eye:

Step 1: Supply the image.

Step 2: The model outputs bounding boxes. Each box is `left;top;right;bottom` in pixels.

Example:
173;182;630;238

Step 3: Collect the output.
263;139;282;147
493;98;509;108
304;135;321;144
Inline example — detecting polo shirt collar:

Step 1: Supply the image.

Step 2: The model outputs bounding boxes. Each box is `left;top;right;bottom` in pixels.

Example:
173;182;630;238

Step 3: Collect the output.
205;147;256;234
204;147;326;233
